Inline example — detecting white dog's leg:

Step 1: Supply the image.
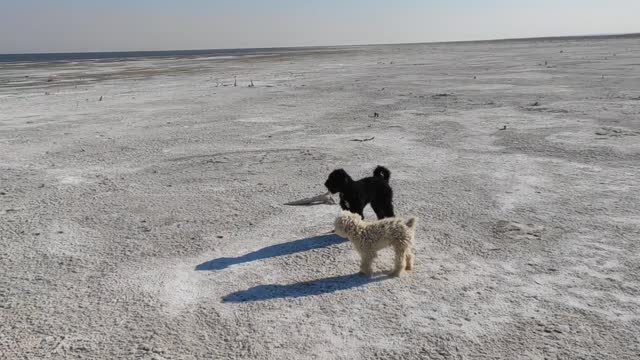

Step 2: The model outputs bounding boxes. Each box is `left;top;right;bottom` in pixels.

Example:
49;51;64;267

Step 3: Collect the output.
390;248;407;277
405;249;415;271
359;251;376;276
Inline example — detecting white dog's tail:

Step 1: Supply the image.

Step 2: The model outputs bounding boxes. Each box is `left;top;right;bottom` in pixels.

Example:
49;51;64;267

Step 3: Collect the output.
406;217;417;229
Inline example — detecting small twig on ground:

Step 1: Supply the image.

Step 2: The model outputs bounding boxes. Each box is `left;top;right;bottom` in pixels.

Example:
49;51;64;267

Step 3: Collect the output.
350;136;375;142
285;192;336;206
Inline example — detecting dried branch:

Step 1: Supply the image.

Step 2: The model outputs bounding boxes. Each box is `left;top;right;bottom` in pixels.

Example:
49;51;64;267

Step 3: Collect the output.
350;136;375;142
285;192;336;206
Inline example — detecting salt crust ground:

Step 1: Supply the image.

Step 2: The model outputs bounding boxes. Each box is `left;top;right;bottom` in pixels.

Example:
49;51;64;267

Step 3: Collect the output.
1;38;640;359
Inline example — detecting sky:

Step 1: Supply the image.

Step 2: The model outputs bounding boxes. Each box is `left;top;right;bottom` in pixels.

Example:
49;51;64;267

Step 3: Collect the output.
1;0;639;54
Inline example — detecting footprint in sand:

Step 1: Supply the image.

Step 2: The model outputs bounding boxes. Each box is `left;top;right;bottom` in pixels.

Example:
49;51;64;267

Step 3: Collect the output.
58;175;85;185
595;127;640;138
495;220;544;240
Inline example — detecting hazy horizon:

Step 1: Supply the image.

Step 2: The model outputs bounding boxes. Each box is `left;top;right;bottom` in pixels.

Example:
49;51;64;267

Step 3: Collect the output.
1;0;639;54
2;32;639;56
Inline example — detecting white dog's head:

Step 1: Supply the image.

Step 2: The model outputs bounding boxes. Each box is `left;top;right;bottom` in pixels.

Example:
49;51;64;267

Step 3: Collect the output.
334;210;363;239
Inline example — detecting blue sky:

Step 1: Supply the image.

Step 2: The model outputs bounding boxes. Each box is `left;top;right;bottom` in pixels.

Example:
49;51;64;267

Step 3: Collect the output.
1;0;638;53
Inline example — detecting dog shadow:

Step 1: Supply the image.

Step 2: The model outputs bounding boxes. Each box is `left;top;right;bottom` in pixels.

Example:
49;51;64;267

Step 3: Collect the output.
222;273;387;303
195;234;346;271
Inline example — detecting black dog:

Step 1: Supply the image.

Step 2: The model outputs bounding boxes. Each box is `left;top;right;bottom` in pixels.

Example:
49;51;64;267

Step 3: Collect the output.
324;166;395;220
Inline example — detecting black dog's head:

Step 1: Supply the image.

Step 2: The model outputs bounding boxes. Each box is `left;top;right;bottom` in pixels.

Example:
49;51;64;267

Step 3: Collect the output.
324;169;353;194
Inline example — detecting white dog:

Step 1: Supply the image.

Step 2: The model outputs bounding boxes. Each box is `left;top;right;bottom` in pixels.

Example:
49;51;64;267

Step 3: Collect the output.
334;211;417;277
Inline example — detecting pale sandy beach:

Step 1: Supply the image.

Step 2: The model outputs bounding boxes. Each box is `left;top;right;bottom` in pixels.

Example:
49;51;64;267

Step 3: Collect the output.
1;37;640;359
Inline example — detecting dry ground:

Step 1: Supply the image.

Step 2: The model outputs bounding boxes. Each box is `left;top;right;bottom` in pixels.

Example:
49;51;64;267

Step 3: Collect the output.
1;38;640;359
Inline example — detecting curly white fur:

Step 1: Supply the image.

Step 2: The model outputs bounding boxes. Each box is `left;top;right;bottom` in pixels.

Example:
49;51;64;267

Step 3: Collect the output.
334;211;417;277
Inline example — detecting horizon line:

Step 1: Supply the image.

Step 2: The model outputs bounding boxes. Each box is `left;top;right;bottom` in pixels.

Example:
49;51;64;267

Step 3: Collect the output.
2;32;639;56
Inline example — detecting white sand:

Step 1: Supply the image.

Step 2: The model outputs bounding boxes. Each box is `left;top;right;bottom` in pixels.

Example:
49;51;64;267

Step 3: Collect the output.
1;38;640;359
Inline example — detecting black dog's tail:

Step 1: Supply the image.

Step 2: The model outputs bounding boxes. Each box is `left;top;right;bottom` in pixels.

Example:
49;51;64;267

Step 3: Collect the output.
373;166;391;182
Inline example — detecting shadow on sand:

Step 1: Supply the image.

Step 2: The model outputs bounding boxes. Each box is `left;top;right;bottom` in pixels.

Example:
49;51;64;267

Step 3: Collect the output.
222;273;387;303
195;234;346;271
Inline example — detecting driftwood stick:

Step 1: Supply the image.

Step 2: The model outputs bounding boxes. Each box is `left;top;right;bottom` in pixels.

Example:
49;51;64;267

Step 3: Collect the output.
285;192;336;206
350;136;375;142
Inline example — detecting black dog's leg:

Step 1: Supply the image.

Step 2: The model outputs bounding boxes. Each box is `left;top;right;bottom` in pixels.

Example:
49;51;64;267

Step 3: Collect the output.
371;201;386;220
385;201;395;218
371;189;395;220
355;206;366;220
339;197;350;212
349;199;365;220
340;198;363;219
372;193;395;219
383;188;395;218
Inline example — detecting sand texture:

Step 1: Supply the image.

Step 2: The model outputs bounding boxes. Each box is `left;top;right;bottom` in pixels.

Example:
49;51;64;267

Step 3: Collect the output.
1;38;640;359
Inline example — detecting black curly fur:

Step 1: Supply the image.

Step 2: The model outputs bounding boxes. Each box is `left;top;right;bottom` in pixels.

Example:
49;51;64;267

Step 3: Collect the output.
324;166;395;220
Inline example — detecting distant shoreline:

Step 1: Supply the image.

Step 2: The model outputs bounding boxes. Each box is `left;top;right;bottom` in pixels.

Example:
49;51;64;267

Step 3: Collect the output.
2;32;638;63
0;46;337;64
